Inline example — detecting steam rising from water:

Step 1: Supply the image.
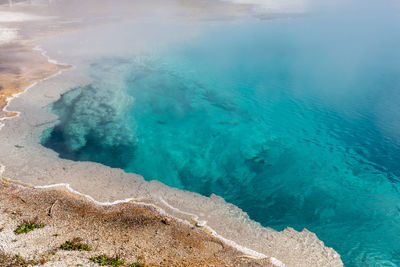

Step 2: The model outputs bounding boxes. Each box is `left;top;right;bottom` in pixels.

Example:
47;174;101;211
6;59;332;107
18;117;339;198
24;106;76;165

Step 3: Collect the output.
221;0;310;13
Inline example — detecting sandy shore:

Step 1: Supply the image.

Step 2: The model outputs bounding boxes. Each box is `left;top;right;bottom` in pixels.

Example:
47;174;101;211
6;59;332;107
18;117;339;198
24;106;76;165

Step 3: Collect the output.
0;1;343;266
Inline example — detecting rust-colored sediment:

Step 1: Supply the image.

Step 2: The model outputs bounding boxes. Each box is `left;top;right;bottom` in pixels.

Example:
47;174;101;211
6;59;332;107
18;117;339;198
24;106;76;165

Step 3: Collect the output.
0;42;69;118
0;180;273;266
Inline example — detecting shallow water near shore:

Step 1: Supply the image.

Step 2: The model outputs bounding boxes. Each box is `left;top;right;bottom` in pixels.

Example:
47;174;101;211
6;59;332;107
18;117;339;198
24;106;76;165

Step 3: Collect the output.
41;8;400;267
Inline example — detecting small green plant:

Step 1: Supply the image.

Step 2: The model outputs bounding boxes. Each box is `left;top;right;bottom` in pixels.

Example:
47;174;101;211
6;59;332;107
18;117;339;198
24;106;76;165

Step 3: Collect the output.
14;222;44;235
0;253;38;266
89;254;124;266
60;237;92;251
12;254;27;266
128;263;143;267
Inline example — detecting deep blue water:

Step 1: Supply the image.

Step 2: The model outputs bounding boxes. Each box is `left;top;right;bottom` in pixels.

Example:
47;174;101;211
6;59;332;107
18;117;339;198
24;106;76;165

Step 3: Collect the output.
42;12;400;266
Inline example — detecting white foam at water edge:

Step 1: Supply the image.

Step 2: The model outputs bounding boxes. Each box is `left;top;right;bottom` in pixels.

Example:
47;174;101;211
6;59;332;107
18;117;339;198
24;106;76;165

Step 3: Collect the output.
222;0;310;13
33;45;71;66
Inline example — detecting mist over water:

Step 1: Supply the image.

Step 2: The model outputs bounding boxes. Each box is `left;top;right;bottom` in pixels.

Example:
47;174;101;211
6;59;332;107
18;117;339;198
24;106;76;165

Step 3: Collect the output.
41;0;400;266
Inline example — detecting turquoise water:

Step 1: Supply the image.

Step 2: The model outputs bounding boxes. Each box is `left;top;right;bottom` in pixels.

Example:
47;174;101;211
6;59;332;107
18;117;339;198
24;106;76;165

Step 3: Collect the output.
42;12;400;266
